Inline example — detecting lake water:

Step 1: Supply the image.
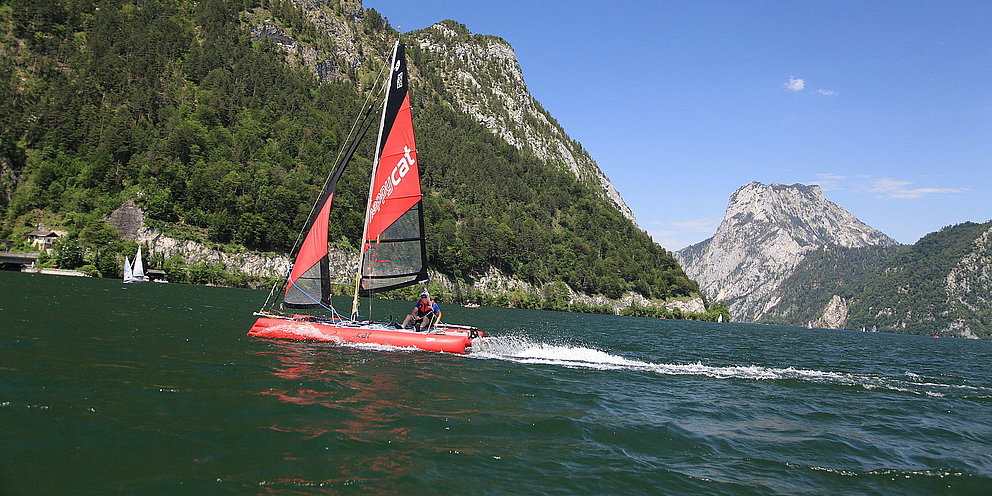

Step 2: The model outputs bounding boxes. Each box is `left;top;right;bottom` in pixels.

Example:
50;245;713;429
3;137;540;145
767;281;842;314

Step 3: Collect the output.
2;271;991;494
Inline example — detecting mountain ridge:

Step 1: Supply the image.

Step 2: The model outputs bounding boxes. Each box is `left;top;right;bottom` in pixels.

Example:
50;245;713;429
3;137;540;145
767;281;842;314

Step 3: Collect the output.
246;3;635;222
676;181;898;322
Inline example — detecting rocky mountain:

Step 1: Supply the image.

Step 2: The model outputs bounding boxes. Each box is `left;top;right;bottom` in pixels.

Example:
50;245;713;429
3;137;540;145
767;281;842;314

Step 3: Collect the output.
407;21;634;222
676;182;899;322
246;2;634;222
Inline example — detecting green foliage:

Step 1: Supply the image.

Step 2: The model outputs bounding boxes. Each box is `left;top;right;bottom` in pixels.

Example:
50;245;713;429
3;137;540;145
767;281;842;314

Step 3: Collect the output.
53;236;83;268
762;223;992;339
761;245;900;326
847;221;992;338
92;249;119;278
0;0;699;306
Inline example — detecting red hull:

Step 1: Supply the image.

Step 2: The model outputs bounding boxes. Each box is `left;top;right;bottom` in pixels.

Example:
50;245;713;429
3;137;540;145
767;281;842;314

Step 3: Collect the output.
248;317;476;354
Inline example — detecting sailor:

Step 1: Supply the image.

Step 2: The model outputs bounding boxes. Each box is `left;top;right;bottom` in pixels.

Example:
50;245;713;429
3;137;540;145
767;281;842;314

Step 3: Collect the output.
403;291;441;331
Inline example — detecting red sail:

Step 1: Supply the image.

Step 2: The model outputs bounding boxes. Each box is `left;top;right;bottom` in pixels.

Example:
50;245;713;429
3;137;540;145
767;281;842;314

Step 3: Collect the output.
283;193;333;306
365;92;420;241
358;42;428;294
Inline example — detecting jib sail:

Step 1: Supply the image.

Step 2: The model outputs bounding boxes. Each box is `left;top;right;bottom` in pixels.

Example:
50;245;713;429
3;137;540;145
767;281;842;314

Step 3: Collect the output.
283;101;376;308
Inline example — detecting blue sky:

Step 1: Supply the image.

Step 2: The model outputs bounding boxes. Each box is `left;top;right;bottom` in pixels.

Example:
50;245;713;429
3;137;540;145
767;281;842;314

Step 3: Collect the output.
366;0;991;250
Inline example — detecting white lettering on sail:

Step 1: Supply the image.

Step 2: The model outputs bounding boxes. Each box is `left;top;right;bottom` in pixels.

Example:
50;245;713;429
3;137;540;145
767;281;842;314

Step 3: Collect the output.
369;146;415;222
391;146;414;186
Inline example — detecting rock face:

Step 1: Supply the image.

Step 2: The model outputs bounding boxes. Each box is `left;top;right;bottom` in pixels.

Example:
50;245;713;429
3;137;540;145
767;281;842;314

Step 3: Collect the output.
819;295;849;329
248;0;370;84
676;182;898;322
942;225;992;338
136;227;295;283
106;200;144;241
431;266;706;315
409;21;635;222
247;1;634;223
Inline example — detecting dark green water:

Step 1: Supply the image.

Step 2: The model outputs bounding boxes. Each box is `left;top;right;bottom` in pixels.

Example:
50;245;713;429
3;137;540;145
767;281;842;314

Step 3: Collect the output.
2;271;991;495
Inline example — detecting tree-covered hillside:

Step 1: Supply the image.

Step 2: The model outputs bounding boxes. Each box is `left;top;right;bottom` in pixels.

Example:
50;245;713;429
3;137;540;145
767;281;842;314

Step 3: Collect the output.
761;245;900;326
761;222;992;338
847;221;992;338
0;0;698;302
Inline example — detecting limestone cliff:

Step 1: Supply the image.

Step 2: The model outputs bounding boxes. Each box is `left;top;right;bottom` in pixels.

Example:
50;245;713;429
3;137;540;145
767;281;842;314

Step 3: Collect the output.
944;225;992;337
676;182;898;322
408;21;634;222
818;295;849;329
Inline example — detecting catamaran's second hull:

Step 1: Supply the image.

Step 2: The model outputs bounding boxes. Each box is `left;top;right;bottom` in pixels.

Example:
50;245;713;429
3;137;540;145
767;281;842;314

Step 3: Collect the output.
248;317;477;354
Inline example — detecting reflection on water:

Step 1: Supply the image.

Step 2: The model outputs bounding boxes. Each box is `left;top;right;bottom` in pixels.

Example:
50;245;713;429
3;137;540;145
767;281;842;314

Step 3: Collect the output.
251;341;482;486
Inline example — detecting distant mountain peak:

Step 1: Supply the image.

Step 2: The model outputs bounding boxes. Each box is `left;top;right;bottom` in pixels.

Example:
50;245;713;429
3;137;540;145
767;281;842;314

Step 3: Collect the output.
677;181;897;322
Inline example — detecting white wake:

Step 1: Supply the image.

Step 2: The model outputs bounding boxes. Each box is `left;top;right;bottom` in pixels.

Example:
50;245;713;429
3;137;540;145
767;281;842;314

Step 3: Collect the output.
469;336;991;398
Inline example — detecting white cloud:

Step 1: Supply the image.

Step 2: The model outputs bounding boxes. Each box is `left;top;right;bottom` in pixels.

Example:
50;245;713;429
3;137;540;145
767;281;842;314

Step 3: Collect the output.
803;174;964;200
647;229;682;250
865;178;911;193
809;173;848;191
884;187;965;199
814;89;838;96
785;77;805;92
647;218;722;251
863;177;965;199
670;218;722;232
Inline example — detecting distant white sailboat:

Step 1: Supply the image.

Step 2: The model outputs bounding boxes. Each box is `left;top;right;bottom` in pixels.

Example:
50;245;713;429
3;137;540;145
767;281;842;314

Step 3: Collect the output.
122;256;133;282
123;247;150;283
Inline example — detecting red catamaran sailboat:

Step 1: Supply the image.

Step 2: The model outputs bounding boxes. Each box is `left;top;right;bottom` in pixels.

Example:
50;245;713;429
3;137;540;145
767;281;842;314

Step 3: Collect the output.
248;42;480;354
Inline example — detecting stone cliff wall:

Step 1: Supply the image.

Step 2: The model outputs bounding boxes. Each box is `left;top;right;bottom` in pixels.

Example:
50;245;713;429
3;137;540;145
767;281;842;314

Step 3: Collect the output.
818;294;849;329
677;182;897;322
111;203;701;314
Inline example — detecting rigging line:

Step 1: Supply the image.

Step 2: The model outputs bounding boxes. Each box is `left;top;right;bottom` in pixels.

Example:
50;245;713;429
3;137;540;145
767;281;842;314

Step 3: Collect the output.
282;276;351;321
262;57;392;308
285;63;388;260
260;266;293;311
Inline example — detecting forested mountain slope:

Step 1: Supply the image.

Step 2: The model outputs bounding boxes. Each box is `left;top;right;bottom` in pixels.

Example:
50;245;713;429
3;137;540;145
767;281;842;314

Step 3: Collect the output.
0;0;698;305
758;222;992;339
761;245;900;328
847;221;992;339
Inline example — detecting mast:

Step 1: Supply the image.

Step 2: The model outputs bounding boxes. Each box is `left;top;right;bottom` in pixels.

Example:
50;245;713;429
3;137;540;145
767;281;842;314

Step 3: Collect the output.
353;41;399;319
351;40;428;318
